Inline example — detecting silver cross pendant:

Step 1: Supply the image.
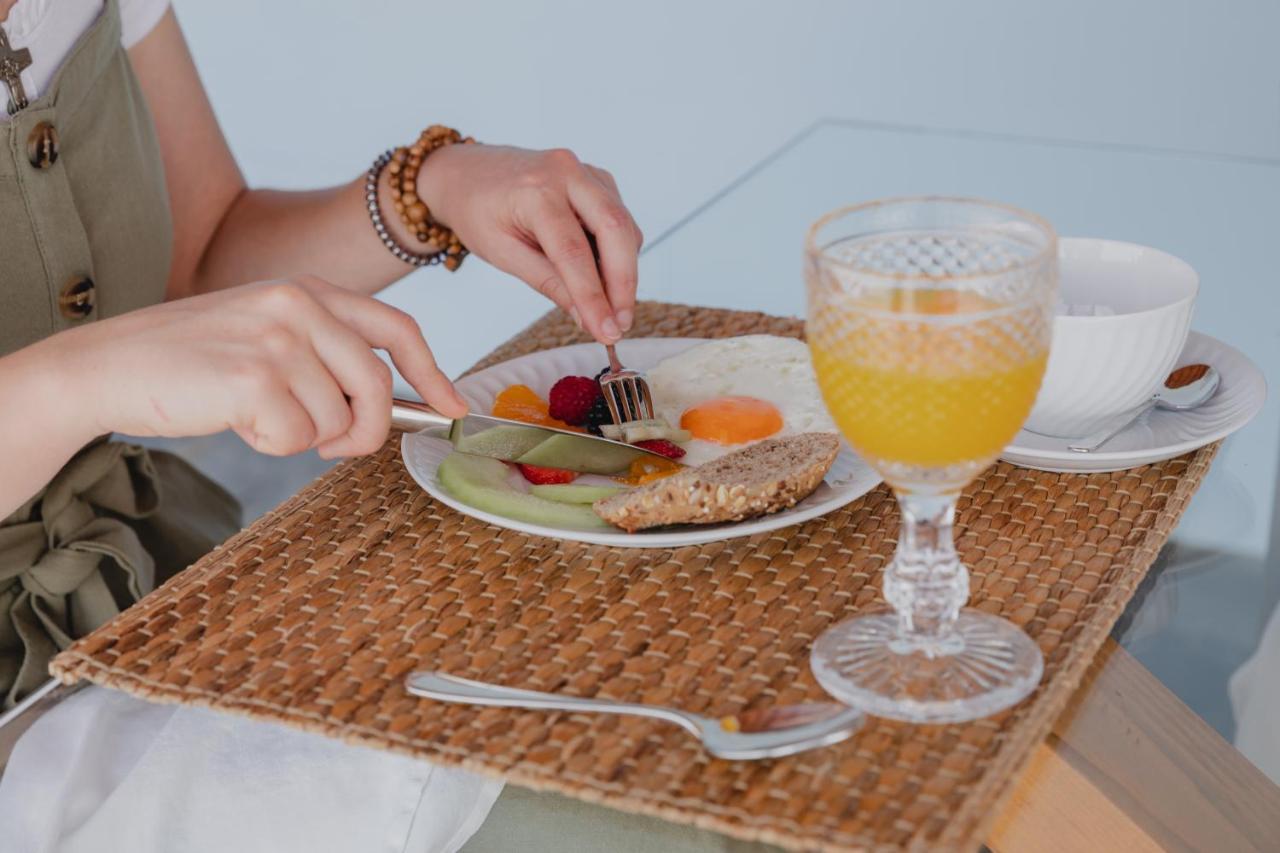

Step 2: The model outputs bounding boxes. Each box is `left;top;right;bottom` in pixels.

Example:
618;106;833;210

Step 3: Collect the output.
0;27;32;115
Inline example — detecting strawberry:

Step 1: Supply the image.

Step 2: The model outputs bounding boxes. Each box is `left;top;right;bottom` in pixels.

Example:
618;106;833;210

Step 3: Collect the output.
516;463;578;485
548;375;603;425
634;439;687;460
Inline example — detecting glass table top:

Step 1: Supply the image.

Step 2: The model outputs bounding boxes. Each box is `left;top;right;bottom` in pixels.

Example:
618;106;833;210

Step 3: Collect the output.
637;119;1279;768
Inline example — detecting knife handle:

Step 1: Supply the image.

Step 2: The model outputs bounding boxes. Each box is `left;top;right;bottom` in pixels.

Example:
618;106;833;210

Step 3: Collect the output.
390;397;455;433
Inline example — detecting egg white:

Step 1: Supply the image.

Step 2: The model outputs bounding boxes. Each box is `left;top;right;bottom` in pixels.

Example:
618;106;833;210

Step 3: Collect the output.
646;335;837;465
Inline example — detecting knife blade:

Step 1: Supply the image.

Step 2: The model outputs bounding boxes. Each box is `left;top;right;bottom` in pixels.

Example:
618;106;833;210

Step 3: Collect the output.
390;397;669;475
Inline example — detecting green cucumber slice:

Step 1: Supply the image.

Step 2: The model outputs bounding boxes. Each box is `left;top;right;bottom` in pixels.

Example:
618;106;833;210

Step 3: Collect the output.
454;425;549;460
515;433;641;475
437;452;611;530
528;483;625;504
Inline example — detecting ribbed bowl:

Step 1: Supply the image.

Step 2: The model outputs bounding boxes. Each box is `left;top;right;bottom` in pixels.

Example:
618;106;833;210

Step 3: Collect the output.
1025;239;1197;438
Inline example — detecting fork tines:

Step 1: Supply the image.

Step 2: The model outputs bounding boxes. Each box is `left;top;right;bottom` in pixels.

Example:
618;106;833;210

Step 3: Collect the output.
601;369;655;425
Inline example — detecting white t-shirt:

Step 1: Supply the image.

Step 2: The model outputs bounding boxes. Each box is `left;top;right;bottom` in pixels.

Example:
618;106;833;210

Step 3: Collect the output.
0;0;169;119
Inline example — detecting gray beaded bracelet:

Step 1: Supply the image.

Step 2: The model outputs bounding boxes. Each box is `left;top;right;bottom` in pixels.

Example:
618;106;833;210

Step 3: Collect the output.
365;149;442;268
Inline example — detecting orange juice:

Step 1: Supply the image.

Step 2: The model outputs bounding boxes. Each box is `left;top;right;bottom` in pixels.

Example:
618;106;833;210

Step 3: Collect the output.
808;289;1048;469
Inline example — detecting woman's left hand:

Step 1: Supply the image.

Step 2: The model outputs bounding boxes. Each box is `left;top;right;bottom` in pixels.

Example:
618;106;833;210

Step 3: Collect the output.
416;144;643;345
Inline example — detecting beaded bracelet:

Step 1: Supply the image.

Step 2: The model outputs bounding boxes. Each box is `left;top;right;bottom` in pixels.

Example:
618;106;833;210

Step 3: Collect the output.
365;150;439;267
388;124;476;271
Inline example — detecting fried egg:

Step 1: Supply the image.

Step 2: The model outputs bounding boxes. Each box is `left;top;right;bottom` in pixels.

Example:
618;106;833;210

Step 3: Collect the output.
646;335;837;465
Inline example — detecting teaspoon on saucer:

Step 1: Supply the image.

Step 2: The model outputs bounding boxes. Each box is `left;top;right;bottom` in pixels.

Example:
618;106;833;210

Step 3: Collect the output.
1067;364;1220;453
406;671;863;760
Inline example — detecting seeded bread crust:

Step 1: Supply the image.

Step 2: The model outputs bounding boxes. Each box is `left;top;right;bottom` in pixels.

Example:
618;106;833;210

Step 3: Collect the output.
593;433;841;532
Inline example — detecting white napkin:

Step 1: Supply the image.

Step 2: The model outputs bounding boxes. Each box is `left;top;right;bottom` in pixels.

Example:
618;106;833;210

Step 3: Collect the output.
0;686;503;853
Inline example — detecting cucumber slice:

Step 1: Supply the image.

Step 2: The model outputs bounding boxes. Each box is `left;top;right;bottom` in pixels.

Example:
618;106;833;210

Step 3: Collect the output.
455;425;548;460
529;483;625;504
437;452;611;530
515;433;641;475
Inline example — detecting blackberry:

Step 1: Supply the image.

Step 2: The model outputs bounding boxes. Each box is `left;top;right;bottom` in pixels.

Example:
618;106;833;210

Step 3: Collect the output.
583;394;613;436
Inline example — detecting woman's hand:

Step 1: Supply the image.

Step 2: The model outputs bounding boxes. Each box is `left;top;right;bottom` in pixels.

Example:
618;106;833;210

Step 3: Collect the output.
47;276;467;459
416;144;644;344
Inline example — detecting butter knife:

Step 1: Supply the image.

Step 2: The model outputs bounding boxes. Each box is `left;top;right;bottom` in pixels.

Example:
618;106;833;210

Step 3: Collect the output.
390;397;666;475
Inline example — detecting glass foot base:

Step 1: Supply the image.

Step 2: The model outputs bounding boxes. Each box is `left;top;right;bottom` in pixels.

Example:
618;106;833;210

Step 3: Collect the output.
811;610;1044;724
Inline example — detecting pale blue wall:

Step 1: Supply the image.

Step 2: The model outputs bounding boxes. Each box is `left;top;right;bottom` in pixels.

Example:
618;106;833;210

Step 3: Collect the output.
173;0;1280;377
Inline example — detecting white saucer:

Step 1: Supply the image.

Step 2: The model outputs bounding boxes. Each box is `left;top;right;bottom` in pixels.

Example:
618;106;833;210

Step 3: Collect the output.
401;338;881;548
1001;331;1266;473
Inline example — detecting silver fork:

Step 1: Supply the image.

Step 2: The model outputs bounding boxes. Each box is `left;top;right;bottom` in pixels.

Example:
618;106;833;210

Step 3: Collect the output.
599;344;654;425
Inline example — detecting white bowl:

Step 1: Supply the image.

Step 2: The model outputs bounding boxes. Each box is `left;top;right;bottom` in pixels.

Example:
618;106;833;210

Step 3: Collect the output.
1024;238;1197;438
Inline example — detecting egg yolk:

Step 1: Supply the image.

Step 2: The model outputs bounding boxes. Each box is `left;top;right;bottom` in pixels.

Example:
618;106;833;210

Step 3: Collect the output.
679;396;783;444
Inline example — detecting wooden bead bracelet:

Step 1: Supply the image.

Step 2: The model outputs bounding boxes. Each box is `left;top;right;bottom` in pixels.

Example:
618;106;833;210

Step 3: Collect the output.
367;125;475;270
389;124;476;271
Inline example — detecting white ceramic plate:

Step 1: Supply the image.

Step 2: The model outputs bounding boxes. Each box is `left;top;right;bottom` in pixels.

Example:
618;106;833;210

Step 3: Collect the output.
401;338;881;547
1001;331;1266;473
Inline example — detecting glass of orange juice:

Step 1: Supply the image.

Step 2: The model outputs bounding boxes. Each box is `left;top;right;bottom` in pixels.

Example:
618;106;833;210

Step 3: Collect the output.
805;197;1057;723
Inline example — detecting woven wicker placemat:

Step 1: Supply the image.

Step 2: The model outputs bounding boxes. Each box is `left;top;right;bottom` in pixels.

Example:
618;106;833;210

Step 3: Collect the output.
52;302;1217;852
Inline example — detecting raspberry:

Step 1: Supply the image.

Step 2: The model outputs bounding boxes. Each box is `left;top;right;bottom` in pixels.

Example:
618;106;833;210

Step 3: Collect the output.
583;395;614;436
516;463;578;485
634;439;687;460
548;376;602;425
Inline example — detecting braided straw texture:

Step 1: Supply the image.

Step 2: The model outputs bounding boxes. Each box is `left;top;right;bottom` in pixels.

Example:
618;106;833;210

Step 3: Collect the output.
52;303;1218;852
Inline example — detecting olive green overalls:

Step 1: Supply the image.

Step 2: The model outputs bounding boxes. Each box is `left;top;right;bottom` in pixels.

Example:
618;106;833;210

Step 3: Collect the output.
0;0;239;710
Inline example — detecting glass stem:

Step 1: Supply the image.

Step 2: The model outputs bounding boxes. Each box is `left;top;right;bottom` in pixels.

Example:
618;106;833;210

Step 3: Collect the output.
884;492;969;656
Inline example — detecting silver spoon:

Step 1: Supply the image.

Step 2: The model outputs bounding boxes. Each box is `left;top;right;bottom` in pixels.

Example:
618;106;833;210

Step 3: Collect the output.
406;671;863;760
1068;363;1220;453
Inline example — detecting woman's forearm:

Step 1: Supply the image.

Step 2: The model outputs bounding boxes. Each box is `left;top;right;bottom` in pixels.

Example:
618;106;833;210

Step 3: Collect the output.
0;342;99;520
179;171;434;300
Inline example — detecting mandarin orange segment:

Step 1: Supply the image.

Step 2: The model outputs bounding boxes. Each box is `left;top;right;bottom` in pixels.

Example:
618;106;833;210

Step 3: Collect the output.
491;384;582;431
615;456;683;486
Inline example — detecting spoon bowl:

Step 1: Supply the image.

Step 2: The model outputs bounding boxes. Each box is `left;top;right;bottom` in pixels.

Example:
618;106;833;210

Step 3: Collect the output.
1157;363;1220;409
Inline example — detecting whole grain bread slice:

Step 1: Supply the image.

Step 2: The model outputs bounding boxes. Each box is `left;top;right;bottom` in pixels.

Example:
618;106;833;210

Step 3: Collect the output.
593;433;840;532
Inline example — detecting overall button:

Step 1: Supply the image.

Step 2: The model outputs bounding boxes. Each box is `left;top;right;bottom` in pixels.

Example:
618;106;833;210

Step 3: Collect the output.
27;121;58;169
58;276;95;319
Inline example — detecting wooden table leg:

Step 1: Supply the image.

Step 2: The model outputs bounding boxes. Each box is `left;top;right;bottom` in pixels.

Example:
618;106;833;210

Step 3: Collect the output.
988;639;1280;852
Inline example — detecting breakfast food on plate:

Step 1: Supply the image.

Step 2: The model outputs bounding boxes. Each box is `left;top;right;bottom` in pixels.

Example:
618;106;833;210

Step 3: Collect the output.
490;384;579;431
631;439;685;460
644;335;837;465
593;433;840;533
615;454;684;486
582;395;614;436
598;418;690;443
437;452;610;530
528;483;624;504
515;463;578;485
438;334;846;534
547;375;602;425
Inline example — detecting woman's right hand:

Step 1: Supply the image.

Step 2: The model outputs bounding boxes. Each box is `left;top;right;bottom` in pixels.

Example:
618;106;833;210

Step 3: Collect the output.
46;276;468;459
